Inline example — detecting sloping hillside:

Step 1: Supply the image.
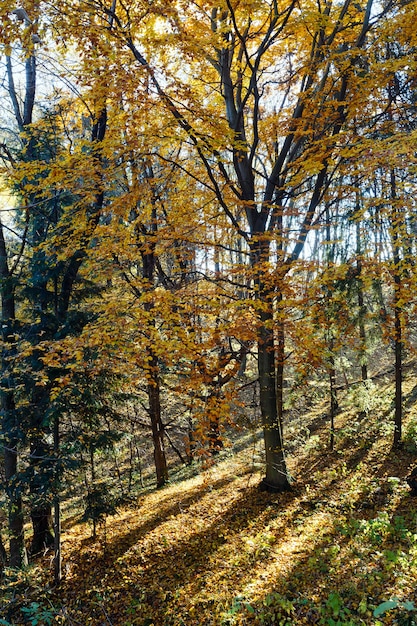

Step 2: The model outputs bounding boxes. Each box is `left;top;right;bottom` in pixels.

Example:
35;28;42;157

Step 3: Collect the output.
2;372;417;625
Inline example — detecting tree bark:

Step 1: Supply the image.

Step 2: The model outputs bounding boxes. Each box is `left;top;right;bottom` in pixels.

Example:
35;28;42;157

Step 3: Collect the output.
141;193;169;487
29;438;54;556
355;205;368;382
258;302;290;491
253;241;290;492
357;279;368;382
30;507;54;556
276;297;285;439
393;303;402;447
329;349;338;451
0;223;26;567
53;415;61;584
390;169;402;447
147;348;169;487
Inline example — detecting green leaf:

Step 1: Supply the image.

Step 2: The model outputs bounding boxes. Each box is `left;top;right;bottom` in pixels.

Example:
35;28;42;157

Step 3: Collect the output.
373;600;398;617
244;602;255;613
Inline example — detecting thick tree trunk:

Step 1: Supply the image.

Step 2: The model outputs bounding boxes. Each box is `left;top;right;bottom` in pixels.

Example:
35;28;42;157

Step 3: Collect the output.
250;237;290;492
256;244;290;491
258;303;290;492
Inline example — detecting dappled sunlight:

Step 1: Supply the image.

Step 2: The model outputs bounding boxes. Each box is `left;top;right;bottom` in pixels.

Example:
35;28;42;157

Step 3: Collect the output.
50;385;417;624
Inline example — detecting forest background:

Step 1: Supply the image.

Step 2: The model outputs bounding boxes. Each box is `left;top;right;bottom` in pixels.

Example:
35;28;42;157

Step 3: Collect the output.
1;0;417;624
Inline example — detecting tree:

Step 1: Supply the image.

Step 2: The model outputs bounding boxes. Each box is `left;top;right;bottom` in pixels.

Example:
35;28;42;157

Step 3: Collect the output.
0;26;38;565
72;0;391;490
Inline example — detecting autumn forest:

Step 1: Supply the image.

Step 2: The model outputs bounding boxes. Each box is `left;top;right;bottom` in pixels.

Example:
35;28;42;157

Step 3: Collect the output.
1;0;417;624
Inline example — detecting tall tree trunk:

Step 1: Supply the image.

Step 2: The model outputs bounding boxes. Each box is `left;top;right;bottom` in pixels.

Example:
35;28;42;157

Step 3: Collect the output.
141;194;169;487
328;348;338;450
357;281;368;382
118;0;372;494
393;300;402;446
325;204;338;449
147;347;168;487
258;300;289;491
208;245;224;453
53;415;61;584
356;209;368;382
9;48;55;558
276;296;285;439
0;223;26;567
207;387;224;455
390;169;402;447
253;241;290;492
3;52;37;569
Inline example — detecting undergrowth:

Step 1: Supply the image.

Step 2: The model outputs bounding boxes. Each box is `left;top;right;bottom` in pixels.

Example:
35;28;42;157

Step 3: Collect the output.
1;373;417;625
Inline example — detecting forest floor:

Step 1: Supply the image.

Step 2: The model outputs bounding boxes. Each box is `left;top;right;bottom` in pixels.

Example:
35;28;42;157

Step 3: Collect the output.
2;371;417;625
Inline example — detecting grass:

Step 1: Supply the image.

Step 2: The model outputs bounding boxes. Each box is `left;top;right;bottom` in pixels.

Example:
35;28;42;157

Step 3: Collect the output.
2;372;417;625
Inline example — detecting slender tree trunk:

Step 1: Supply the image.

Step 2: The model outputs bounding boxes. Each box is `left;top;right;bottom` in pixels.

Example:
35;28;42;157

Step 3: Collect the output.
0;532;6;569
53;416;61;584
139;182;169;487
393;302;402;446
28;379;55;556
236;238;249;377
90;447;97;539
358;284;368;382
186;414;195;465
276;296;285;438
390;169;402;447
147;348;169;487
328;348;338;450
207;387;224;455
325;205;338;449
208;245;224;454
356;216;368;381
